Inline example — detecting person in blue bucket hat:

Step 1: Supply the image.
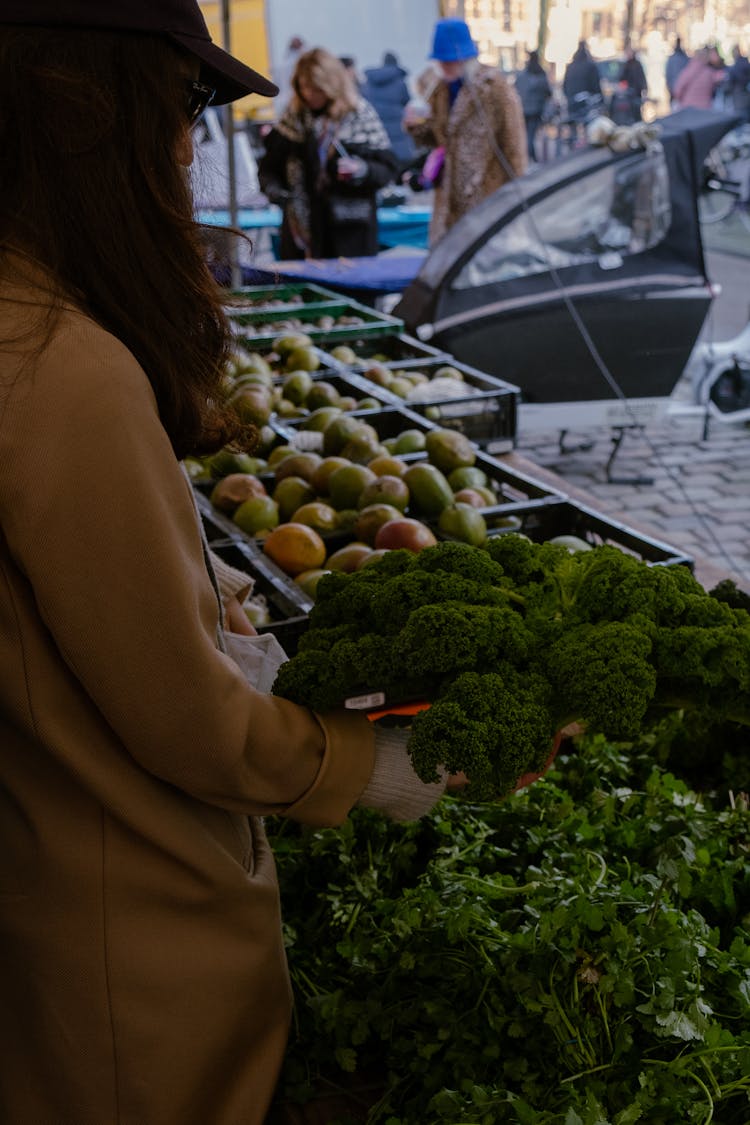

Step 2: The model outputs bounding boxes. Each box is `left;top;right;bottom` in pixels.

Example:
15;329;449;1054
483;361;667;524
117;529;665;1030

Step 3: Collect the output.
431;17;479;62
403;17;526;244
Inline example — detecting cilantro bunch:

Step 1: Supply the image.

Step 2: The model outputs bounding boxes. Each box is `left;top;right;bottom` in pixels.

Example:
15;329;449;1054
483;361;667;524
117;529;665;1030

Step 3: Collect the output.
269;733;750;1124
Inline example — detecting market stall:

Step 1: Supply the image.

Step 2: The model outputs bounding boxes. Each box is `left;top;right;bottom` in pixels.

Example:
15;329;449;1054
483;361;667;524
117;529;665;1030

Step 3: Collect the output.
191;279;750;1124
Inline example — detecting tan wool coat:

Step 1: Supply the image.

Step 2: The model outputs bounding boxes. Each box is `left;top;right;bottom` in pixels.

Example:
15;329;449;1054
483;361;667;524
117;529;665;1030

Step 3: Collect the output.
409;63;527;244
0;272;375;1125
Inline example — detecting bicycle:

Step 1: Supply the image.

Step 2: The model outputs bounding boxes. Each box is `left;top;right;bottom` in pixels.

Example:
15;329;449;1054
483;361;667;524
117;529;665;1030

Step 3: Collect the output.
697;124;750;227
549;92;606;158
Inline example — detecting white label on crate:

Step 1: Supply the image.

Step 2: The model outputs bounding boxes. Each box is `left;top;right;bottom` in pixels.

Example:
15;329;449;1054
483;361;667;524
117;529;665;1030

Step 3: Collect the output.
603;400;663;424
486;438;514;454
344;691;386;710
433;401;488;417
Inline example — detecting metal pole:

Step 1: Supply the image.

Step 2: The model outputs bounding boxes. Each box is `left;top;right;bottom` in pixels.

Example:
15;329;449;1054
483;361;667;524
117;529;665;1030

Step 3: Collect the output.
221;0;242;290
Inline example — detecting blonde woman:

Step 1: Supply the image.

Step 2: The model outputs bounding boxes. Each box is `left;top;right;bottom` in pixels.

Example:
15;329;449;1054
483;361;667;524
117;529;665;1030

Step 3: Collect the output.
259;47;396;258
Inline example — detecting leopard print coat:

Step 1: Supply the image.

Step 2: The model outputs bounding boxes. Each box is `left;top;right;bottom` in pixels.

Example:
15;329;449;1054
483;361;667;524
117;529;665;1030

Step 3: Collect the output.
408;63;527;245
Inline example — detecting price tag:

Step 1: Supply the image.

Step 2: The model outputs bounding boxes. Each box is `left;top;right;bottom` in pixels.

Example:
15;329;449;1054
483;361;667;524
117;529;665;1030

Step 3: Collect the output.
344;692;386;710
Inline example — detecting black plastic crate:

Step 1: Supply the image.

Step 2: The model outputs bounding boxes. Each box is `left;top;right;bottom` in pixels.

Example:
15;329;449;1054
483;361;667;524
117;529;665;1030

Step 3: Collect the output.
348;358;519;452
275;403;434;444
322;331;450;370
485;497;694;568
208;540;311;657
272;370;390;411
198;496;243;544
277;406;563;506
194;486;244;537
473;449;566;506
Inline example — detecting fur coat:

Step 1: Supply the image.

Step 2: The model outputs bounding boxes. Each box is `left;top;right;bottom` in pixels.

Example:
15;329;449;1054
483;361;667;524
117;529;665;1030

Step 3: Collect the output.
407;62;527;244
258;98;396;259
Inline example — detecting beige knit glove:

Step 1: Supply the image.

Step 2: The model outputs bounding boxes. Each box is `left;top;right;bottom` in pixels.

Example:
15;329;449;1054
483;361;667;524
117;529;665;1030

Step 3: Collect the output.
208;549;254;603
357;727;447;822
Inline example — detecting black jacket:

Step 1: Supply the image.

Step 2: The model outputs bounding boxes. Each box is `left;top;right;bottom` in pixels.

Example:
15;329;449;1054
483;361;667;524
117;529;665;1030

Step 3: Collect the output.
258;123;396;260
514;69;552;118
361;63;415;166
563;56;602;101
620;57;648;96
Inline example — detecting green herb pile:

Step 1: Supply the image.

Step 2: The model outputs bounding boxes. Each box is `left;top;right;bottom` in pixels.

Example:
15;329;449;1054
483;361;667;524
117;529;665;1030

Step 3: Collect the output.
272;537;750;799
268;731;750;1125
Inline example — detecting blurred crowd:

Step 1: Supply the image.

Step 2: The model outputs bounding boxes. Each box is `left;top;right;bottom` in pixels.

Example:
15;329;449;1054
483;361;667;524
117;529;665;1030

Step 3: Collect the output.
229;20;750;253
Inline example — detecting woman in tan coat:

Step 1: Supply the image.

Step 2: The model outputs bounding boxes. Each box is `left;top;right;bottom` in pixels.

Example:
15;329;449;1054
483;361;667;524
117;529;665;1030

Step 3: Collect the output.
0;4;447;1123
404;18;527;245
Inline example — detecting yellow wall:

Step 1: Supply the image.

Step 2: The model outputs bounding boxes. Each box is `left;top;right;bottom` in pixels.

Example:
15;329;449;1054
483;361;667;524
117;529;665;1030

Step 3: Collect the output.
198;1;274;119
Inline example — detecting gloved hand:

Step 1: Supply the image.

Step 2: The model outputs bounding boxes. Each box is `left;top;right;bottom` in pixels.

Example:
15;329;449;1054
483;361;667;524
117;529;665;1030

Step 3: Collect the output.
357;726;447;822
336;155;367;183
263;183;291;205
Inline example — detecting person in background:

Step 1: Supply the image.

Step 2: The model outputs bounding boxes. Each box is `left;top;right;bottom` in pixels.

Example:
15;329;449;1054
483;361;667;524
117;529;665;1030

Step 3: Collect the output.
618;44;648;119
673;45;726;110
274;34;305;112
339;55;363;93
0;4;448;1123
514;49;552;163
258;47;396;259
402;17;526;245
362;50;416;170
562;40;603;140
665;37;690;106
724;45;750;123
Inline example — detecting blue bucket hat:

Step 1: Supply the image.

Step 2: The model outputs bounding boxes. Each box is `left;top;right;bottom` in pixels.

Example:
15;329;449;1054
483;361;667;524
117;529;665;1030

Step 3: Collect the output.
430;18;478;63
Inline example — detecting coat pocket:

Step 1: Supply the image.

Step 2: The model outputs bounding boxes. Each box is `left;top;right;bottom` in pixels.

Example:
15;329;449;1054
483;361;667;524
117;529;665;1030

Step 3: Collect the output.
327;193;373;224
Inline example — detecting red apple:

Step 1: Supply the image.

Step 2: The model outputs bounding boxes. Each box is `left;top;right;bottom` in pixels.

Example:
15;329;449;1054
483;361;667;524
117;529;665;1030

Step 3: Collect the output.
374;518;438;553
452;488;488;508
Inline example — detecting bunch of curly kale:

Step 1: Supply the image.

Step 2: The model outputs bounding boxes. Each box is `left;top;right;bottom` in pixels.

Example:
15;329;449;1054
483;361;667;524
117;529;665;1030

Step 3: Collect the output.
272;537;750;800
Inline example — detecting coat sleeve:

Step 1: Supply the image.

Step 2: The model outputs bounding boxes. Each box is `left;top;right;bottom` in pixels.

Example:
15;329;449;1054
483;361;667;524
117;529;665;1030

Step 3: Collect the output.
673;65;690;101
333;101;398;190
258;128;292;203
492;78;528;178
0;312;375;826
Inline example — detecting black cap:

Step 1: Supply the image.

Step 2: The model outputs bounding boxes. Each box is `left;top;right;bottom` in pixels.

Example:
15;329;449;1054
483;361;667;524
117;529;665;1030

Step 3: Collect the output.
0;0;278;103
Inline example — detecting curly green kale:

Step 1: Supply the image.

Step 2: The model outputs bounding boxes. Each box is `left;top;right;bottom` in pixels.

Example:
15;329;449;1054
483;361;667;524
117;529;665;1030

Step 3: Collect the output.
652;617;750;724
484;533;569;586
557;547;666;624
272;534;750;758
391;602;531;678
543;621;657;739
412;540;509;585
307;546;509;635
407;668;555;801
272;649;344;711
709;578;750;614
327;634;431;704
367;570;509;633
296;622;360;653
273;633;426;710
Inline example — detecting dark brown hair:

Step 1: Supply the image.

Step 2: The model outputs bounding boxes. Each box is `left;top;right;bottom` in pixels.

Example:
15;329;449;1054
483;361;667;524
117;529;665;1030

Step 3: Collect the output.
0;27;247;458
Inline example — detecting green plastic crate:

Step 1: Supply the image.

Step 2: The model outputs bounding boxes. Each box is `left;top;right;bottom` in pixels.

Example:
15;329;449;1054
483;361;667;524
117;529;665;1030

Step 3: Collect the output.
227;282;343;321
231;300;403;349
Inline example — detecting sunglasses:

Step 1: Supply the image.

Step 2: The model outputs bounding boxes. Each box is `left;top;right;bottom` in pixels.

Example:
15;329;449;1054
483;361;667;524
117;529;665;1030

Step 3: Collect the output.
186;79;216;125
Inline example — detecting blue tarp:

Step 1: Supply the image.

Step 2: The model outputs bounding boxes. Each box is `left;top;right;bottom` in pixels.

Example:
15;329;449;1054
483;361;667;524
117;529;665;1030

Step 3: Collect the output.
240;253;427;298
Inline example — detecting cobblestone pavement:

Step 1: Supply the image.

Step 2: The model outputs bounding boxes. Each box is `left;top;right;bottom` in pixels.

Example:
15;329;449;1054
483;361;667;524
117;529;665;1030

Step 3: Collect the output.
512;249;750;592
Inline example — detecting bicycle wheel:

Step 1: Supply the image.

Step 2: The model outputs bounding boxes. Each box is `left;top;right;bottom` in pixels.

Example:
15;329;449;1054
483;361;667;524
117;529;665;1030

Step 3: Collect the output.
697;147;737;224
737;204;750;235
698;185;736;224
